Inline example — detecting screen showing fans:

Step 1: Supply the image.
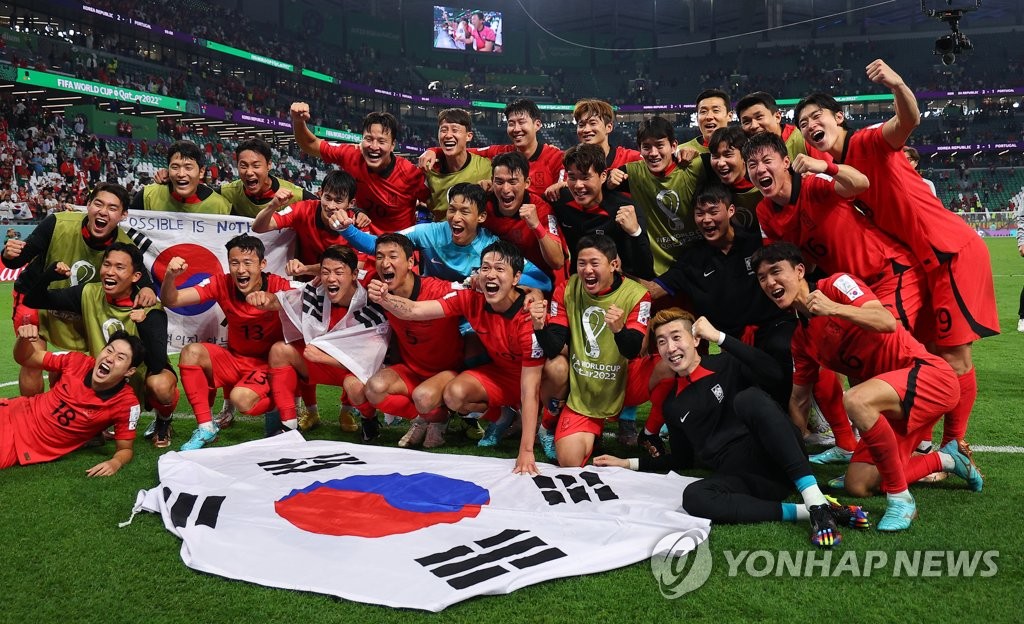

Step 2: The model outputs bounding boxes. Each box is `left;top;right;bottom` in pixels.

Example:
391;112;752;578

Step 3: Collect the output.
433;6;503;53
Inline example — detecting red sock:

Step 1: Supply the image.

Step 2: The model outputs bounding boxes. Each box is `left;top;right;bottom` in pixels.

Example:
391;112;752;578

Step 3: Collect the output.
373;394;419;420
352;400;376;419
244;394;274;417
180;365;213;425
300;382;317;409
421;405;447;423
153;387;180;419
813;369;858;451
904;452;944;483
943;369;977;445
860;418;908;494
270;366;299;421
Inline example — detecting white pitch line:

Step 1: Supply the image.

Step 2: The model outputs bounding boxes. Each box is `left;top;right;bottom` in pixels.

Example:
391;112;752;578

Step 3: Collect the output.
971;445;1024;454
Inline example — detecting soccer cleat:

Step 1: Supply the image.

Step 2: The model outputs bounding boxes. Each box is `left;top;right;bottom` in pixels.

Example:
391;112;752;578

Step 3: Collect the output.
877;495;917;532
213;404;235;429
153;418;173;449
809;446;854;465
828;474;846;490
808;503;842;548
824;495;871;529
424;422;447;449
1018;318;1024;332
479;407;518;448
537;428;556;461
383;413;403;426
617;419;639;447
361;416;381;442
803;429;836;446
940;439;984;492
143;418;158;440
297;409;321;432
180;426;218;451
398;418;428;448
339;408;360;433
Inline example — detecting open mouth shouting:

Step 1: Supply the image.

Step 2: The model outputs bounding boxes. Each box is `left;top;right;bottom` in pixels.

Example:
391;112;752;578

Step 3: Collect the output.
483;280;501;297
243;176;261;193
363;147;385;165
450;222;468;242
441;138;458;153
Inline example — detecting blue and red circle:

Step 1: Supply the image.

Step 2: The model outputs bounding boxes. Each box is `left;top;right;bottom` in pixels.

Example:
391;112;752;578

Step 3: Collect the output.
151;244;222;315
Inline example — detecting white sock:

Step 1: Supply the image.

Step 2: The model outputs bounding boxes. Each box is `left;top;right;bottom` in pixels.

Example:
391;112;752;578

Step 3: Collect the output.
795;506;811;521
888;489;914;503
939;451;955;472
799;483;828;508
282;418;298;430
199;421;216;433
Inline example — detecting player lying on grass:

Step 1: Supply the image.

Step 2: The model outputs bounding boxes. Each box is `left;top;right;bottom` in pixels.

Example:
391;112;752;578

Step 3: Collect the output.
2;328;143;476
595;309;865;549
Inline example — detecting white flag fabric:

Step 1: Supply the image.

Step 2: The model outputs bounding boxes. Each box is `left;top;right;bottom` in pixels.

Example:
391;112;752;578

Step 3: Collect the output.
133;432;711;612
119;209;296;353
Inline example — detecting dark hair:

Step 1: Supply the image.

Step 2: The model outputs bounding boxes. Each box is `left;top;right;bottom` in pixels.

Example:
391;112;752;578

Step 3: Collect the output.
636;116;677;146
793;93;849;130
320;169;357;201
694;183;736;209
167;141;205;167
505;99;542;122
447;182;487;212
375;232;415;260
438;108;473;132
106;329;145;368
320;244;358;272
751;241;804;272
740;131;788;162
225;233;265;261
576;234;618;261
695;88;730;110
903;146;921;161
87;182;131;212
362;111;400;142
473;10;484;20
105;241;145;274
481;240;524;275
707;125;748;155
562;143;607;175
735;91;779;117
491;151;530;179
234;137;272;162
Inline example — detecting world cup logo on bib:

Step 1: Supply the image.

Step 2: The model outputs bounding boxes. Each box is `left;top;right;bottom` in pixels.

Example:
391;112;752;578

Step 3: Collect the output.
655;189;687;232
582;305;607;358
68;260;97;286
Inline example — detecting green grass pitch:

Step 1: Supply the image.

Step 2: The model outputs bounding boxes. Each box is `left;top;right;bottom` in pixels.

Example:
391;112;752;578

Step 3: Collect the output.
0;238;1021;622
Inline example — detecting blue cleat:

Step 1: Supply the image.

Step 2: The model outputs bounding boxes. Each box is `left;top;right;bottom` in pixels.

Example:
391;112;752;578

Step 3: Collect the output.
940;439;984;492
810;446;854;465
827;474;846;490
479;407;517;447
877;494;917;532
180;425;218;451
537;427;556;460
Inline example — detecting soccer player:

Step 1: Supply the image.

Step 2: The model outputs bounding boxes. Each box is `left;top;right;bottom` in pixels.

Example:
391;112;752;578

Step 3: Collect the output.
1;182;155;396
606;116;707;275
22;243;178;448
735;91;808;160
362;234;465;449
705;126;761;231
482;151;568;286
368;241;543;475
418;99;564;198
529;235;659;466
680;88;731;152
795;59;1000;449
212;138;316;218
130;141;232;214
551;144;655;280
424;108;493;220
291;105;429;232
251;246;390;439
753;243;983;531
161;234;293;451
2;327;143;476
595;309;860;548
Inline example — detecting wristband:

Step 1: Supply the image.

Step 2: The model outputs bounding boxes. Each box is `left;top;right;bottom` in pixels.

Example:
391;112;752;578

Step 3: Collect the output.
627;458;640;471
825;162;840;177
532;222;548;240
717;331;726;346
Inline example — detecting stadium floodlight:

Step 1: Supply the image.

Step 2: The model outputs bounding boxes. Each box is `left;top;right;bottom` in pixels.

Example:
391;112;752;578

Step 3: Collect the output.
923;0;980;65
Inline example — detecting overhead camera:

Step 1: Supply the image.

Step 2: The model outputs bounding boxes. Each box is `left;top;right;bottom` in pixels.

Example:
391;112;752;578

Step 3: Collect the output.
922;1;980;65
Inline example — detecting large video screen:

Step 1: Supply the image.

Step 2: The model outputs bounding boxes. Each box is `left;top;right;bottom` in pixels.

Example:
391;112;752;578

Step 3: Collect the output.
433;6;503;53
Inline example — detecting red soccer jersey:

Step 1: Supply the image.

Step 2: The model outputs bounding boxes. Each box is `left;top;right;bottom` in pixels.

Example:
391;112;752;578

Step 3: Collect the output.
7;351;140;465
839;125;975;270
484;192;569;284
547;278;652;336
608;145;643;170
319;142;429;232
791;273;935;385
194;272;292;358
757;173;915;281
473;143;565;197
388;275;465;378
439;289;544;375
272;198;380;268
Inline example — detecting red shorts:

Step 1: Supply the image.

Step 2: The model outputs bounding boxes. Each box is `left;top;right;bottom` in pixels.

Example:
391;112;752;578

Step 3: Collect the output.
11;291;39;331
869;260;925;333
203;343;271;395
0;406;18;469
388;363;438;395
303;358;356;387
916;236;1000;346
850;358;958;463
555;355;658;442
463;363;532;421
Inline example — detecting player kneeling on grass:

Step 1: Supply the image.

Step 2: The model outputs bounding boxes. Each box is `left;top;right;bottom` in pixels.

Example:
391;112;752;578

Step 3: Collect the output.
595;309;864;548
2;328;144;476
369;241;542;475
249;245;390;439
753;242;983;532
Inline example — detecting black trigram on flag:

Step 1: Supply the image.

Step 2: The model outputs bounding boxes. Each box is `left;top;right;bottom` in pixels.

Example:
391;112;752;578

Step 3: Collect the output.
532;471;619;506
415;529;567;590
163;488;225;529
257;452;365;476
301;284;323;322
123;227;154;254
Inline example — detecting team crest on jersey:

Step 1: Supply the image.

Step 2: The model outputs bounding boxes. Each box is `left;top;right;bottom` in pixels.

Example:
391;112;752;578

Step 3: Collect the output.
711;384;724;403
833;274;864;302
637;301;651;326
